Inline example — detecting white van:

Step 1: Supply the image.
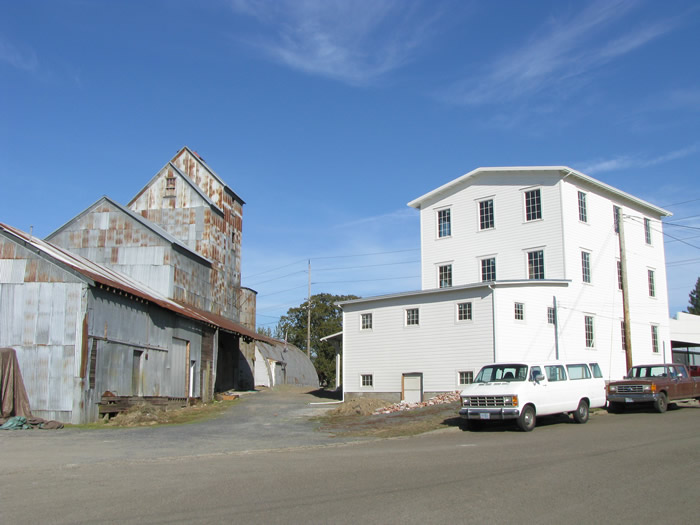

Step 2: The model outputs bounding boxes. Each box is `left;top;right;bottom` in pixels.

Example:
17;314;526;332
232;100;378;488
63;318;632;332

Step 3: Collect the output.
459;362;606;431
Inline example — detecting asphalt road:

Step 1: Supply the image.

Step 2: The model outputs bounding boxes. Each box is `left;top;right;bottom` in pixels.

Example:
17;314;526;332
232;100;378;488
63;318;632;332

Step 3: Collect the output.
1;394;698;524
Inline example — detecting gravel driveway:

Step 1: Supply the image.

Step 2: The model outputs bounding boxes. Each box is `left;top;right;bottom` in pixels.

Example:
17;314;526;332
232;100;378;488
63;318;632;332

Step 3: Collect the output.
0;387;365;472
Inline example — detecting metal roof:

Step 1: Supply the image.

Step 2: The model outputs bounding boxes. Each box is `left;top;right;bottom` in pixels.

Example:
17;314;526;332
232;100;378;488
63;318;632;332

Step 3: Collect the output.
46;195;212;266
407;166;672;217
1;222;269;343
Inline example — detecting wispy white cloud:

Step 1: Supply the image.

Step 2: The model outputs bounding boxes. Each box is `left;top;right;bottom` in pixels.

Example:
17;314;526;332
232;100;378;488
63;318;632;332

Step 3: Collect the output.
441;0;679;106
580;142;700;175
229;0;442;85
0;37;38;72
334;207;417;229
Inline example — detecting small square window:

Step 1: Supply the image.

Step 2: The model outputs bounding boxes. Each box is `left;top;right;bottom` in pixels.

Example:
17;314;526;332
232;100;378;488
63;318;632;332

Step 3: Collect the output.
439;264;452;288
406;308;419;326
514;302;524;321
578;191;587;223
437;209;451;238
459;371;473;385
585;316;595;348
361;374;373;387
481;258;496;282
458;302;472;321
525;189;542;221
361;313;372;330
479;199;494;230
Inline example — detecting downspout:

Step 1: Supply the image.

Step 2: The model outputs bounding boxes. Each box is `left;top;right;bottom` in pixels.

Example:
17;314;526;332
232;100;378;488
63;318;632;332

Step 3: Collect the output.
489;284;497;362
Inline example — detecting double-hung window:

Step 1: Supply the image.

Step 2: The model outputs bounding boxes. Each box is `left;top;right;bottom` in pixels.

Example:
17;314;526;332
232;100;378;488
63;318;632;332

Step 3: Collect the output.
406;308;419;326
438;264;452;288
361;374;373;387
457;302;472;321
527;250;544;280
361;313;372;330
437;209;451;238
547;307;556;325
613;205;621;233
648;269;656;297
651;325;659;353
621;321;626;351
525;189;542;221
578;191;587;222
585;316;595;348
581;251;591;283
479;199;494;230
617;261;623;290
458;371;474;386
644;218;652;245
481;257;496;282
514;302;524;321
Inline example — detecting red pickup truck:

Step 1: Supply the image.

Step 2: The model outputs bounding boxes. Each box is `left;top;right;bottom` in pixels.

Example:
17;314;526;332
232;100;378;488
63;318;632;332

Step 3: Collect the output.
607;363;700;413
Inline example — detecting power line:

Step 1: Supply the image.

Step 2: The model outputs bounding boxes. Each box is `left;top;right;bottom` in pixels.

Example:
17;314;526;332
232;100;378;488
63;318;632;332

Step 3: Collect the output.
315;260;420;272
247;270;306;287
665;214;700;223
245;258;307;279
315;275;420;284
256;284;308;298
312;248;419;260
660;197;700;207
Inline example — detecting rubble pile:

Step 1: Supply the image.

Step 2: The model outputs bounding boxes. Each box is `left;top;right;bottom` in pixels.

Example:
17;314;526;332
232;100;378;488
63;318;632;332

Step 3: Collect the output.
372;392;460;415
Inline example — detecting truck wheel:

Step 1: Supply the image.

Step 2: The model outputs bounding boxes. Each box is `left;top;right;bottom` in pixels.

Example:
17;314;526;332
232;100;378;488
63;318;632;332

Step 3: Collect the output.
517;405;536;432
654;392;668;413
573;399;589;424
607;402;625;413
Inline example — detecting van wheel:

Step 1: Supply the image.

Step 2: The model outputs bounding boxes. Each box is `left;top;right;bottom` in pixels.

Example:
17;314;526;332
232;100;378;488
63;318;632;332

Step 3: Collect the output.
654;392;668;413
517;405;536;432
573;399;589;424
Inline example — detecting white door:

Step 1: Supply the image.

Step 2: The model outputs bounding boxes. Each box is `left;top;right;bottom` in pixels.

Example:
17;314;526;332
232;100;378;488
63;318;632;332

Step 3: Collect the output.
403;373;423;403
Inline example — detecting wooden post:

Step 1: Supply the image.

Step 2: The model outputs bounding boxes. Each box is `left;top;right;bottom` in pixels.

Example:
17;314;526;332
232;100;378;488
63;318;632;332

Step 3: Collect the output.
618;208;633;370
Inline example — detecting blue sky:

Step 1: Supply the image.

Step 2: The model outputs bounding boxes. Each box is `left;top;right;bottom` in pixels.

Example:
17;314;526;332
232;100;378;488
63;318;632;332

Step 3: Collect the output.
2;0;699;328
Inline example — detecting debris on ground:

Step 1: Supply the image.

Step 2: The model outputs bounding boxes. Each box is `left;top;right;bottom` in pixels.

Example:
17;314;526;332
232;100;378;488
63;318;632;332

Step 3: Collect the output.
106;404;171;426
326;397;394;416
372;392;460;415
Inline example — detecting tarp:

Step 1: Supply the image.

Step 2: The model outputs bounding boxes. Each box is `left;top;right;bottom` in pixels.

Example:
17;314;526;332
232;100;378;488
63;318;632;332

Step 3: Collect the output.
1;347;31;419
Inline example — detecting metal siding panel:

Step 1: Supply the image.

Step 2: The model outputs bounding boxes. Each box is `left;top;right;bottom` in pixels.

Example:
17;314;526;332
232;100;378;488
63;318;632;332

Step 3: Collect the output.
170;338;187;396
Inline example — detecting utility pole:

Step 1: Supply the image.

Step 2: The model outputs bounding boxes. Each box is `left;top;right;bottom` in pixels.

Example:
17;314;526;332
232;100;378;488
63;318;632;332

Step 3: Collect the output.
307;259;311;359
618;208;633;370
553;296;559;360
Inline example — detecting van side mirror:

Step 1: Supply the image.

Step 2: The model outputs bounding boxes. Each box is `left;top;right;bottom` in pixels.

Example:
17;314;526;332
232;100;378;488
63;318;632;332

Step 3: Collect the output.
534;374;545;382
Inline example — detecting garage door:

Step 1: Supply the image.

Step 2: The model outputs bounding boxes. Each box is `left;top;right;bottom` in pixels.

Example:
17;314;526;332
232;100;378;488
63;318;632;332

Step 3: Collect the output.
403;373;423;403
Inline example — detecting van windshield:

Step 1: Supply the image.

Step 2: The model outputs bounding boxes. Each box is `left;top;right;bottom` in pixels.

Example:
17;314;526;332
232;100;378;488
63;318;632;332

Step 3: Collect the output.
475;365;528;383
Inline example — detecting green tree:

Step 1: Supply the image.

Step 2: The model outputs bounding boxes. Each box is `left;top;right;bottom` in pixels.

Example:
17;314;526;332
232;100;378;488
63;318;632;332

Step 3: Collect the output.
688;277;700;315
276;293;359;386
256;326;273;338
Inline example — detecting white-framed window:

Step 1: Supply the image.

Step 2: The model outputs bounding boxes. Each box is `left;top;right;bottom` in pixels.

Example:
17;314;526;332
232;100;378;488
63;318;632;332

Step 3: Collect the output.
438;264;452;288
437;208;451;238
361;374;373;387
585;315;595;348
361;313;372;330
527;250;545;280
481;257;496;282
617;260;623;290
524;188;542;221
457;302;472;321
621;320;626;352
581;251;591;283
406;308;419;326
547;307;556;325
644;218;652;245
458;371;474;386
651;325;659;353
648;269;656;297
578;191;587;223
514;302;525;321
479;199;494;230
613;205;621;234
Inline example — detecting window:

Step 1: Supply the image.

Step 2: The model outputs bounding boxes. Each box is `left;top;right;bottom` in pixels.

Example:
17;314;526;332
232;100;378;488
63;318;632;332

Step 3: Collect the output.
617;261;623;290
589;363;603;378
547;307;556;325
585;315;595;348
644;218;652;245
578;191;587;222
457;302;472;321
481;258;496;282
166;176;176;189
361;313;372;330
566;364;591;380
439;264;452;288
581;251;591;283
406;308;419;326
437;209;451;238
621;321;626;351
527;250;544;279
525;189;542;221
361;374;373;387
613;205;621;233
514;302;524;321
458;371;473;386
651;325;659;353
545;365;567;382
479;199;494;230
648;269;656;297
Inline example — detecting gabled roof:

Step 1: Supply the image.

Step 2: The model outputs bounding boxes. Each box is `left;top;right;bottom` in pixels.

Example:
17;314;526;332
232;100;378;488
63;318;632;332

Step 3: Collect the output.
1;223;266;343
407;166;672;217
177;146;245;204
46;196;212;266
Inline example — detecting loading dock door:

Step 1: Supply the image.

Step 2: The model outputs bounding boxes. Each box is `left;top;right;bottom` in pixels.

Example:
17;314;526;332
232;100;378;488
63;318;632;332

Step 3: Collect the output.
403;373;423;403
